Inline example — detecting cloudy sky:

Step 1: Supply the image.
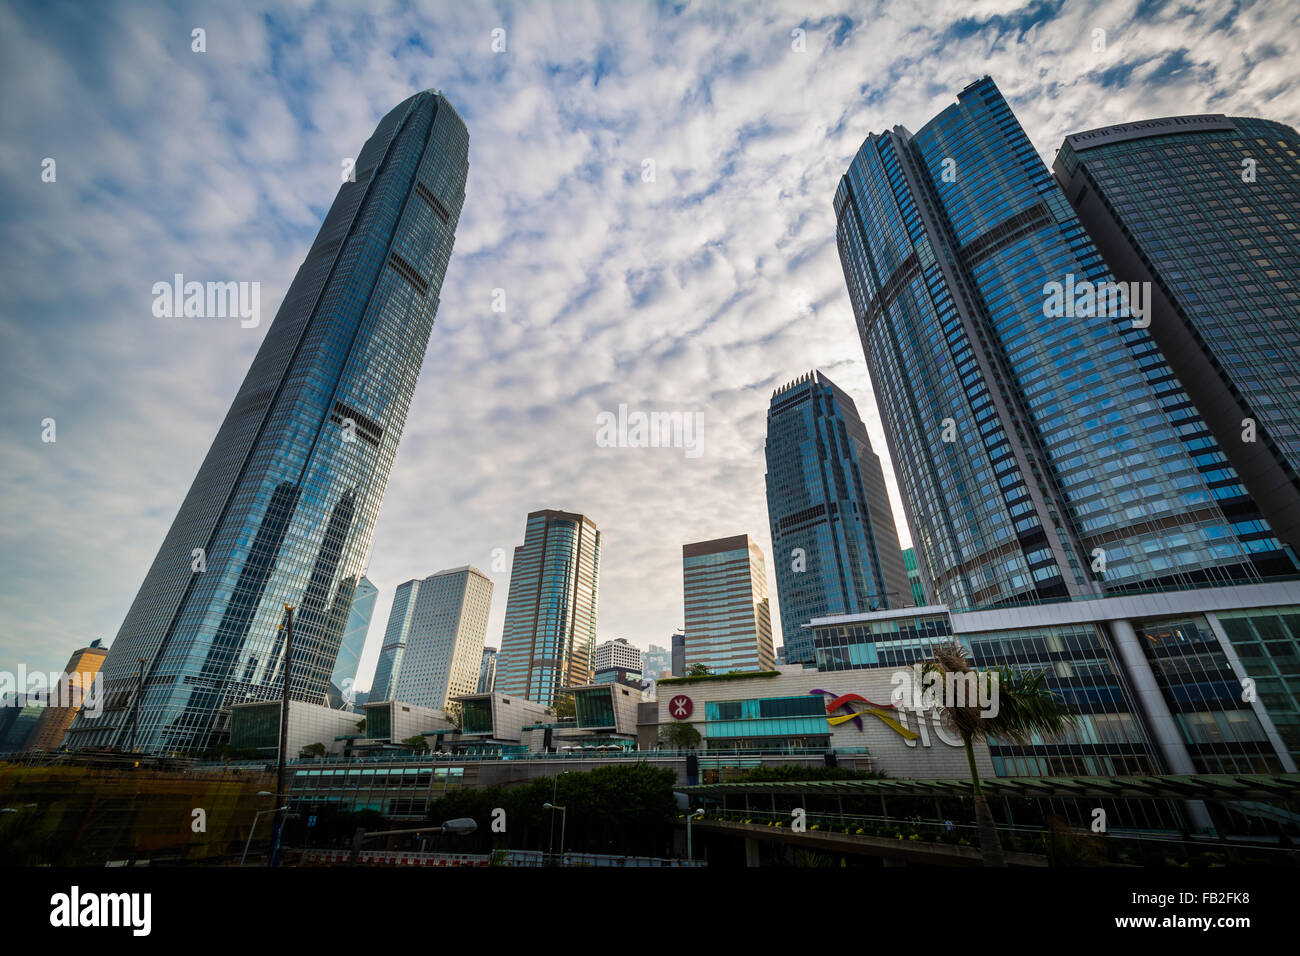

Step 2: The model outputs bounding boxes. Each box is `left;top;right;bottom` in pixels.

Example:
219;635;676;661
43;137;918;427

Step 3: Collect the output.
2;0;1298;689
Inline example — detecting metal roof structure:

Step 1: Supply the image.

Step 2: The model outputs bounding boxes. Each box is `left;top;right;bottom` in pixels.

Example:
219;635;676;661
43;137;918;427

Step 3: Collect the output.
680;774;1300;802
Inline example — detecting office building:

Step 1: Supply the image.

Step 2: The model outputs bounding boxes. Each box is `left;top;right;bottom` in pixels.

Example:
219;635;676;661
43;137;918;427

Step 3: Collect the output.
643;643;672;680
372;578;420;702
1054;114;1300;555
0;695;46;753
765;370;910;663
67;91;469;754
670;633;686;676
593;638;643;684
391;567;493;712
24;640;110;751
902;548;928;606
833;76;1290;612
495;510;601;706
327;575;377;707
229;698;364;759
682;535;776;673
477;647;497;694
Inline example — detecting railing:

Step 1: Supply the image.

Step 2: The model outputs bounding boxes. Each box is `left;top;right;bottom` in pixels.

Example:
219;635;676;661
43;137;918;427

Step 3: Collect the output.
691;807;1300;864
271;746;870;767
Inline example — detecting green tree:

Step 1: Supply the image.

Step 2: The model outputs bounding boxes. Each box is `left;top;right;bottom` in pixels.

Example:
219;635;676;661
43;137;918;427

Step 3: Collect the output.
921;641;1074;867
550;694;576;720
400;735;430;753
685;663;712;677
300;742;327;758
658;722;702;750
355;718;366;734
444;701;463;731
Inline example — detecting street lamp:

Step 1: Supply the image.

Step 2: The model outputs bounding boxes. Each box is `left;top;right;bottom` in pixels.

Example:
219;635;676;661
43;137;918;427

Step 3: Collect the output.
686;808;704;860
347;818;477;864
548;771;568;855
543;803;567;860
242;805;288;866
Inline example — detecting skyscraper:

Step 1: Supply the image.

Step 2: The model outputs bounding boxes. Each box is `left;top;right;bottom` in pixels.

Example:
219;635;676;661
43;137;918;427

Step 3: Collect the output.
682;535;776;673
765;370;910;663
477;646;497;694
643;643;672;679
67;91;469;753
371;577;419;703
24;640;110;751
901;548;929;606
833;76;1290;611
1053;114;1300;556
327;575;377;706
391;567;493;712
495;510;601;706
593;637;643;684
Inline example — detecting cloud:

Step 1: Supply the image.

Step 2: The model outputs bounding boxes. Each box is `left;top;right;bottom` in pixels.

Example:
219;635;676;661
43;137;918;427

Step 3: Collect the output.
1;0;1296;686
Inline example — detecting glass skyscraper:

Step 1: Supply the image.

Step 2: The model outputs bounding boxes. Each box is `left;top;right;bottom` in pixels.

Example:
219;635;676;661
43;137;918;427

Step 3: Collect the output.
1053;114;1300;557
372;577;419;703
901;547;928;606
495;510;602;706
682;535;776;674
833;76;1290;612
765;370;910;664
67;91;469;754
327;574;377;706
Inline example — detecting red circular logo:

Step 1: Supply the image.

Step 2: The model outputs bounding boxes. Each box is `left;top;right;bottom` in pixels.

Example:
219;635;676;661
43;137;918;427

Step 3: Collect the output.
668;695;694;719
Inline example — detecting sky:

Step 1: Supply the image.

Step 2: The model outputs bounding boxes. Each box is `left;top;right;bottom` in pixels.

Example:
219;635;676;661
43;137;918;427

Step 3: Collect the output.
2;0;1298;691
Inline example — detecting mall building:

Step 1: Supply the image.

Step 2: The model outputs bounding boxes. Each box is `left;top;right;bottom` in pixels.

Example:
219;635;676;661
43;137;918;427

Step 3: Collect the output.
806;580;1300;779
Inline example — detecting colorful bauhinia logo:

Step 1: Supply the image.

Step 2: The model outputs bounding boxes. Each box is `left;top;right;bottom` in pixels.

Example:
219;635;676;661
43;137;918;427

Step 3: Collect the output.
810;689;918;741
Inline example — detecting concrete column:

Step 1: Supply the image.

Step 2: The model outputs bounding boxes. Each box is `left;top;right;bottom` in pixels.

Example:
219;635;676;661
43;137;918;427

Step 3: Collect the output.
745;837;760;868
1108;618;1214;833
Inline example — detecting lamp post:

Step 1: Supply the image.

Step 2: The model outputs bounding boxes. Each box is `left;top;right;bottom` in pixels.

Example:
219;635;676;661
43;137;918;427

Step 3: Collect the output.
269;604;294;868
347;818;476;865
548;771;567;856
242;804;288;866
686;808;704;860
543;803;567;861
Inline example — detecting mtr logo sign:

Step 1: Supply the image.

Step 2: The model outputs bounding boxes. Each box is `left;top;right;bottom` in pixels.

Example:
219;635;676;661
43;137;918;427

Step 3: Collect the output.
811;689;919;741
668;694;694;719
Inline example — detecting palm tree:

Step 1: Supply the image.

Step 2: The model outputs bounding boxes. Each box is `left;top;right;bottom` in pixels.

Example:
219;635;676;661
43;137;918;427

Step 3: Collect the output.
921;641;1074;867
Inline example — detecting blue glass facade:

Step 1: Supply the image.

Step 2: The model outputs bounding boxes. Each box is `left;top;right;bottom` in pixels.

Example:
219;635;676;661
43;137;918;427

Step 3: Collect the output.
329;574;377;700
765;371;910;664
68;92;468;754
1055;115;1300;557
495;510;602;705
834;77;1289;612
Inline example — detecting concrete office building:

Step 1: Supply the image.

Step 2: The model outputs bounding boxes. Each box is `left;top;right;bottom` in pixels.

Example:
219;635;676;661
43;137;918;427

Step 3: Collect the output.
765;370;910;664
68;91;470;754
495;510;602;706
357;699;454;750
23;640;110;752
391;567;493;712
1054;113;1300;556
451;691;552;745
593;638;643;685
682;536;776;674
229;699;364;758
